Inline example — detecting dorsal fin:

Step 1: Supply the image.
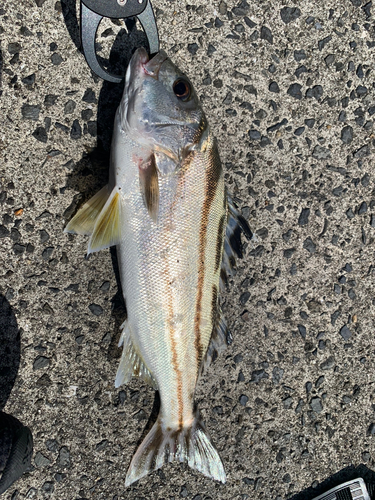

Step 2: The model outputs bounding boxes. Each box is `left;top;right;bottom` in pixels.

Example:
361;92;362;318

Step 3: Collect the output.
201;193;252;373
199;306;232;377
115;320;157;390
220;194;252;287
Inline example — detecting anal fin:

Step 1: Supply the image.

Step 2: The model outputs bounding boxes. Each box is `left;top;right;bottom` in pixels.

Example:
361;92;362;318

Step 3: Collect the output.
115;321;157;389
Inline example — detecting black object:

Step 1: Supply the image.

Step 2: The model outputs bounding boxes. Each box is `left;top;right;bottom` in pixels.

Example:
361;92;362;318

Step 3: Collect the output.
0;295;34;495
0;413;33;495
291;466;375;500
81;0;159;82
312;478;370;500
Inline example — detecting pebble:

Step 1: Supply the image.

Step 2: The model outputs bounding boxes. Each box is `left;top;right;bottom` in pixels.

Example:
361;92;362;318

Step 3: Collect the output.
320;356;335;370
287;83;302;99
42;247;54;260
33;356;50;370
51;53;63;65
82;88;97;103
239;394;248;406
46;439;59;452
32;127;47;143
272;366;284;384
358;201;367;214
284;248;295;259
250;369;269;383
280;7;301;24
64;100;76;114
318;36;332;50
260;26;273;44
298;208;310;226
44;94;58;107
89;304;103;316
312;145;330;159
298;324;307;339
340;325;352;340
269;81;279;93
96;440;108;451
240;292;250;305
58;446;71;468
34;451;51;467
70;120;82;140
41;482;54;494
306;85;323;100
180;485;188;498
21;104;40;120
187;43;198;55
294;49;306;61
354;145;370;158
310;397;323;413
303;237;316;253
295;65;307;78
341;125;353;144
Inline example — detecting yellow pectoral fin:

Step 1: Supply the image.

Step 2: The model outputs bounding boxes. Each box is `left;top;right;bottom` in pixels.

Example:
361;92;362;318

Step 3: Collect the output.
87;187;123;254
64;185;110;236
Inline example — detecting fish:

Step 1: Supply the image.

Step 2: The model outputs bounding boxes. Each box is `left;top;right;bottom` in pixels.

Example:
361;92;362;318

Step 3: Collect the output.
65;48;251;486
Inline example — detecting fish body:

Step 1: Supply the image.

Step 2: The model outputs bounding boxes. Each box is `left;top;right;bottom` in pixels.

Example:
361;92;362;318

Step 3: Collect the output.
66;49;251;486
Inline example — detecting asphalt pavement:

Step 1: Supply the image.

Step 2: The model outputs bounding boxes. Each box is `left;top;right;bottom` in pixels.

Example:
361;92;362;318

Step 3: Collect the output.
0;0;375;498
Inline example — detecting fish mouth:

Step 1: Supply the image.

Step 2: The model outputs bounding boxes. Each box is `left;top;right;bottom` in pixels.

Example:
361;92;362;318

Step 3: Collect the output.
129;48;168;81
142;50;168;80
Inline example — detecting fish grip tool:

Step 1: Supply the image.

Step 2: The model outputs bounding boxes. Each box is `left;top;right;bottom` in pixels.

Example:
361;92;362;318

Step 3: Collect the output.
311;478;374;500
81;0;159;82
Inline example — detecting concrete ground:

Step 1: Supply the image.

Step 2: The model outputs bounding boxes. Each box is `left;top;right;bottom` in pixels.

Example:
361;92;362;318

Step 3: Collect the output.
1;0;375;498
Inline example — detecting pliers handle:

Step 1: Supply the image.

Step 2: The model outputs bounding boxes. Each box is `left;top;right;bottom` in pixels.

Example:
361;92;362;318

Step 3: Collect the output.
80;0;159;83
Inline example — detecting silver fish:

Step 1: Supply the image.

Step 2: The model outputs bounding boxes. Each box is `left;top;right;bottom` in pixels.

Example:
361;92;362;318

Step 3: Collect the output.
66;48;251;486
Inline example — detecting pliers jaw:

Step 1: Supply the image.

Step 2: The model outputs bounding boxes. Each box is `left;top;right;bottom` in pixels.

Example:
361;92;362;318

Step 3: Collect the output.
80;0;159;83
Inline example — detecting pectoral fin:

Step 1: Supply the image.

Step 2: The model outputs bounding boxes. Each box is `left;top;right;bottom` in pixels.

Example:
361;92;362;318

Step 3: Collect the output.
139;153;159;222
87;186;122;254
64;185;110;236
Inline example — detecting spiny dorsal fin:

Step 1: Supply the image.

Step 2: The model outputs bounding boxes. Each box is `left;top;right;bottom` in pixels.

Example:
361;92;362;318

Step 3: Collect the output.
115;320;157;390
138;153;159;222
64;185;110;236
87;186;122;254
221;194;252;280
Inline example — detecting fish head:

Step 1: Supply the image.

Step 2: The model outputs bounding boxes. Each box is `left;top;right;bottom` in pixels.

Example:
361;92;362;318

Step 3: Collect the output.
120;48;206;164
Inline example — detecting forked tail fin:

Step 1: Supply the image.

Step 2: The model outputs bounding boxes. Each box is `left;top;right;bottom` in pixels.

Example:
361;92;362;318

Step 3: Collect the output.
125;410;226;486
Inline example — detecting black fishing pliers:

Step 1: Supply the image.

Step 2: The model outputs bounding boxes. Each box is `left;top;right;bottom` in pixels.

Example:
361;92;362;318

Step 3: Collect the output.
80;0;159;83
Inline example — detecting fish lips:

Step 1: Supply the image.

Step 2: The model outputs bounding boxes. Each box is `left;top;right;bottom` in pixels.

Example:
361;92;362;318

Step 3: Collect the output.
129;48;168;82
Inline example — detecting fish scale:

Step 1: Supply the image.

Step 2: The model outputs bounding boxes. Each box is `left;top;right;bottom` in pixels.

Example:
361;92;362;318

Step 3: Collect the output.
65;48;250;486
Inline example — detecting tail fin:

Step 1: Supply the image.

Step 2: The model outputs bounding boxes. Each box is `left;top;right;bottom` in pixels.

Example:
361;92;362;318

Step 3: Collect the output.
125;411;226;486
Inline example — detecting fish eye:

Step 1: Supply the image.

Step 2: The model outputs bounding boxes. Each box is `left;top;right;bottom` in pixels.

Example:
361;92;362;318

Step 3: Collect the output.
173;79;191;101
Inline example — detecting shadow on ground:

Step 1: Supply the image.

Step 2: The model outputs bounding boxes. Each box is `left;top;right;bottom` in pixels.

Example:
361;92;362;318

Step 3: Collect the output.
0;294;20;411
0;295;33;495
60;3;148;360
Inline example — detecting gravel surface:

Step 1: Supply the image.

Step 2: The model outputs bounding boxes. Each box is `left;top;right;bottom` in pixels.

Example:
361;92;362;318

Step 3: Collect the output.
1;0;375;499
